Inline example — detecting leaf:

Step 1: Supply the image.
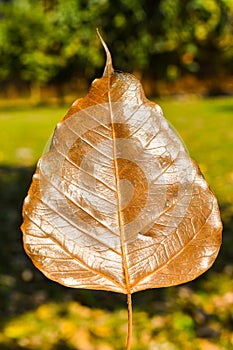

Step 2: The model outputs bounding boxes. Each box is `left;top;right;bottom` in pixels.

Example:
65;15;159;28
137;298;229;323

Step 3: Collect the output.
21;32;222;296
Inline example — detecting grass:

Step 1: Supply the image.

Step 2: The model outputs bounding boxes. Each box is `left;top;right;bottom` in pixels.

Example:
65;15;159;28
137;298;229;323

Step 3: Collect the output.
159;96;233;205
0;96;232;349
0;105;67;166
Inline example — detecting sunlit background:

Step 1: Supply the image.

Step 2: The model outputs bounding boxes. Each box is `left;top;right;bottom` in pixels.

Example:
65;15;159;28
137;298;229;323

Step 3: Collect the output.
0;0;233;349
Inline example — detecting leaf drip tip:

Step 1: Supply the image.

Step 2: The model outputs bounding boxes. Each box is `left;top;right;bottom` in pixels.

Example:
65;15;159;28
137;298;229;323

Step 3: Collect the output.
96;28;114;77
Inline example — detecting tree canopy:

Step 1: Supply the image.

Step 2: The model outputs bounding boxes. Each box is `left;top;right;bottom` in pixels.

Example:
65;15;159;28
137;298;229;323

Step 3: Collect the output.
0;0;232;94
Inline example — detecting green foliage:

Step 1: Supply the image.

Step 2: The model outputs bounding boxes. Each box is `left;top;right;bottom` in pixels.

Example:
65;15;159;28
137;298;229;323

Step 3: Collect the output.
0;0;55;84
156;0;233;77
0;0;233;90
0;0;104;86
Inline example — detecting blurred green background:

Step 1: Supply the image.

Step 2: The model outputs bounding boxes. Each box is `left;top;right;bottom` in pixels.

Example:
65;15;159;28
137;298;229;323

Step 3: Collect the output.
1;0;233;101
0;0;233;349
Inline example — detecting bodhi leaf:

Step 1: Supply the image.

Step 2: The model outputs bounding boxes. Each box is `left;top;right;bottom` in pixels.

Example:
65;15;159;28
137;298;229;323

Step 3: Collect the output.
21;33;222;296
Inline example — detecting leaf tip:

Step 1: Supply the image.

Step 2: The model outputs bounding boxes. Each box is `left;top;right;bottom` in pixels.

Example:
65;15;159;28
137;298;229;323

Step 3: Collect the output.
96;28;114;77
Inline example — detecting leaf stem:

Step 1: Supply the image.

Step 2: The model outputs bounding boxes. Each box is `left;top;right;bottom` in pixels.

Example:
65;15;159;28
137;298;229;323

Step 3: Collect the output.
126;293;133;350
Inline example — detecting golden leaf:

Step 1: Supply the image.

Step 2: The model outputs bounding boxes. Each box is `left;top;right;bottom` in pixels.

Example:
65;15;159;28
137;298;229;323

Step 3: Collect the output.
21;32;222;295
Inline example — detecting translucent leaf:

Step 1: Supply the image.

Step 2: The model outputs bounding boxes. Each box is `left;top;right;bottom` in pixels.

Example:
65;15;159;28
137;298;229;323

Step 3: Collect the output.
21;33;222;296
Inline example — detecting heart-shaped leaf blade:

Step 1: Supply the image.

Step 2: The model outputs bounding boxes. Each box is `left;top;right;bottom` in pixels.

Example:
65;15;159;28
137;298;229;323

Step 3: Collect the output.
21;34;222;296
